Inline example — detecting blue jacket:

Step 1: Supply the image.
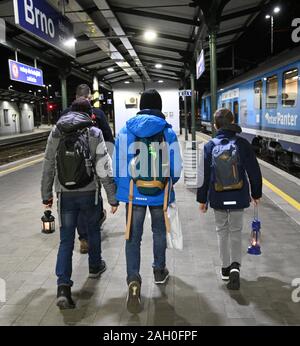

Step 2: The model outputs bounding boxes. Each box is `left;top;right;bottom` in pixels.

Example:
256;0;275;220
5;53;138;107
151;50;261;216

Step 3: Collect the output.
197;126;262;210
113;109;182;206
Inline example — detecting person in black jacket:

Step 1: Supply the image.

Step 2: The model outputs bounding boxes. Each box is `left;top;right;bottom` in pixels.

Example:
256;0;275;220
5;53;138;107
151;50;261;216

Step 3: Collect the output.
197;108;262;290
60;84;114;254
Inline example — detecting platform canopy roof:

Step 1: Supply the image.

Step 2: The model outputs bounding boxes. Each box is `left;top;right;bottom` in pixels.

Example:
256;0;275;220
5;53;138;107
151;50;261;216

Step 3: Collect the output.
0;0;276;87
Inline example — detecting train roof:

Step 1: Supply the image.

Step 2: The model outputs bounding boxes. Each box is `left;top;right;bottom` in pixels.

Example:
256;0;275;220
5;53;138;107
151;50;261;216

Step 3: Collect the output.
202;45;300;97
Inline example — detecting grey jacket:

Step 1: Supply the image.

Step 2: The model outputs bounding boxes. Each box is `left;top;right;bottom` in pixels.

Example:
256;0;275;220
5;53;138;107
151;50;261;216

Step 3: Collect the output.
41;112;118;206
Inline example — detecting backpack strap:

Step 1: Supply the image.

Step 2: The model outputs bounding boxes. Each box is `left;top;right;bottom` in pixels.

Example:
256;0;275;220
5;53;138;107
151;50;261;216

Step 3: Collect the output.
125;179;134;240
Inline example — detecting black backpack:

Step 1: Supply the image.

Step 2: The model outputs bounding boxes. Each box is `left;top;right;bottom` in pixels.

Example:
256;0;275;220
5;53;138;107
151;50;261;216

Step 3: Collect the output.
56;128;94;190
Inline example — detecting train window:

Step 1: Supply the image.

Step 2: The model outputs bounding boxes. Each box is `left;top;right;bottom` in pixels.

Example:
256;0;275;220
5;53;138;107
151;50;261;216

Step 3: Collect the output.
3;109;9;125
266;75;278;108
254;80;262;109
282;68;298;107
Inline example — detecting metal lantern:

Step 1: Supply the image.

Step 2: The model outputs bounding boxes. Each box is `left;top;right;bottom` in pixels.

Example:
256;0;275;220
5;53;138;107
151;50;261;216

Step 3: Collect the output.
41;209;55;234
247;206;261;255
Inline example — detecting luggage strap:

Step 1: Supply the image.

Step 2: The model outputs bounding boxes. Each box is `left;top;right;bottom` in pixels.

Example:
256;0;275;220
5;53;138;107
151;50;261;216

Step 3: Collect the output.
163;179;171;234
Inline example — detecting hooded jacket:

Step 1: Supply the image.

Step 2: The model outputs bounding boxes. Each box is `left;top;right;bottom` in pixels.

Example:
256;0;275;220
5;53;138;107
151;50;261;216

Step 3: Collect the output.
197;124;262;210
41;112;117;206
113;109;182;206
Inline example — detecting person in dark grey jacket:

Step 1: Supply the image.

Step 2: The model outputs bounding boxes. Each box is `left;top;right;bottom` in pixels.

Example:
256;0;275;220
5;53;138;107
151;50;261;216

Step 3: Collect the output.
197;108;262;291
41;98;118;309
60;84;114;254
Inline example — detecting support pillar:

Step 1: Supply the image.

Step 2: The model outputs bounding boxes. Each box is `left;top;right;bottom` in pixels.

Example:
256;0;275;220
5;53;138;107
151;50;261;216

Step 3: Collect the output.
184;82;188;141
60;75;67;111
93;75;100;108
209;30;218;137
190;73;196;142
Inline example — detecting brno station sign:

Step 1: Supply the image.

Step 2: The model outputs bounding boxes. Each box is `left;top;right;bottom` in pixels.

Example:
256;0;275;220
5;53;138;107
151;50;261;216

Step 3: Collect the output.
13;0;75;57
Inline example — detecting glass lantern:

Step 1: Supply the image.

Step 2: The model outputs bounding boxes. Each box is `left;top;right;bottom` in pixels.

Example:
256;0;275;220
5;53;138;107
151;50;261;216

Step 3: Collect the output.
41;209;55;234
247;207;261;255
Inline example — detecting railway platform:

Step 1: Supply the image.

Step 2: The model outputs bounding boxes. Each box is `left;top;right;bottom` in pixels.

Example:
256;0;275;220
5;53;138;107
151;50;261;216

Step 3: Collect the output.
0;138;299;326
0;126;52;147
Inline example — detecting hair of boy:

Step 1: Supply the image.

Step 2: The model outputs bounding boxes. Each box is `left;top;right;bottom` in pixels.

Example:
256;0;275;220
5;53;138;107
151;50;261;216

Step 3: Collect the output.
214;108;234;129
71;96;92;115
76;84;91;99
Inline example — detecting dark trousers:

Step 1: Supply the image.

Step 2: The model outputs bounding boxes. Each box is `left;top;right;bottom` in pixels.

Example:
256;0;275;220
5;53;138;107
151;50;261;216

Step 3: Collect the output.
125;204;167;284
56;192;101;286
77;194;104;240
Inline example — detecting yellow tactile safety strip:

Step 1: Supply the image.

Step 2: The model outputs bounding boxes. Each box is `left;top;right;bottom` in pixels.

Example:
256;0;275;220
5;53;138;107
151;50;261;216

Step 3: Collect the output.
0;157;43;176
263;177;300;212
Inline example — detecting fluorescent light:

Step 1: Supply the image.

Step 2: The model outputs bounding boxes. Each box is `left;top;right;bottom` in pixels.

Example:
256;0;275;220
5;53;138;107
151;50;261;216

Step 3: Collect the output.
158;80;164;83
124;81;130;84
155;63;162;69
107;67;115;72
38;89;41;92
273;6;280;14
64;38;77;47
48;84;52;87
144;30;157;41
29;90;32;93
265;14;271;19
49;96;53;98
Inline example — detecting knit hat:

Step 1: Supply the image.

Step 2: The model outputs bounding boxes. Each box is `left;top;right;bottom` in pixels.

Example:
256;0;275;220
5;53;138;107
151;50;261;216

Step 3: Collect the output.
139;89;162;111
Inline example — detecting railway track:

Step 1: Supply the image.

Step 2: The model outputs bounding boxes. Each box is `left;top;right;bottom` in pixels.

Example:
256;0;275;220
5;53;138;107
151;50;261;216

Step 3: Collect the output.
0;132;49;165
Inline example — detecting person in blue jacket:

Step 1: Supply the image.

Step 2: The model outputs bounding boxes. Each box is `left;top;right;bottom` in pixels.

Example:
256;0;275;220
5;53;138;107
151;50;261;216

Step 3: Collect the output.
114;89;182;313
197;108;262;290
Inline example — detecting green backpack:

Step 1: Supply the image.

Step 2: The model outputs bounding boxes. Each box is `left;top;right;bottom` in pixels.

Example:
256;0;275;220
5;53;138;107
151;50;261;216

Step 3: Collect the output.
129;131;170;195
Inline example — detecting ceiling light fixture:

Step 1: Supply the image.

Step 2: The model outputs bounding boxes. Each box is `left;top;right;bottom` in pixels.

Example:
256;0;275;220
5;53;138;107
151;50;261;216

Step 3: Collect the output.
144;30;157;41
155;63;162;69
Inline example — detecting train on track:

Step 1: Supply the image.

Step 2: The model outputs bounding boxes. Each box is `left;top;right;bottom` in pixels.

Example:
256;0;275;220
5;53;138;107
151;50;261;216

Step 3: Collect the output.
201;46;300;168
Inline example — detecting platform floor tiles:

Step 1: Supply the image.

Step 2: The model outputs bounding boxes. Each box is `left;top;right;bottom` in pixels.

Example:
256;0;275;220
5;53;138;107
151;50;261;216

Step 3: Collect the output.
0;162;300;325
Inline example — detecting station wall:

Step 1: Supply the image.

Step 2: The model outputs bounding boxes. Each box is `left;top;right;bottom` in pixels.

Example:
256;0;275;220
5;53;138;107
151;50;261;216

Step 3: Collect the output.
0;101;34;135
113;81;180;135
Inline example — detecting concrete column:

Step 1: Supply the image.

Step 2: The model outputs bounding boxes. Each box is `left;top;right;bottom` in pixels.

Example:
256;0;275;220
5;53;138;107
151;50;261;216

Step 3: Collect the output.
60;75;67;110
209;30;217;137
93;75;100;108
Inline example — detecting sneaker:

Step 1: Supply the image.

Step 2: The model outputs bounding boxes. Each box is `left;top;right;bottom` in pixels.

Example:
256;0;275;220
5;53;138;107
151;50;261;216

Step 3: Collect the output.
126;281;142;314
56;285;75;310
80;239;88;254
153;268;169;284
100;209;107;228
221;266;231;281
89;260;106;279
227;262;240;290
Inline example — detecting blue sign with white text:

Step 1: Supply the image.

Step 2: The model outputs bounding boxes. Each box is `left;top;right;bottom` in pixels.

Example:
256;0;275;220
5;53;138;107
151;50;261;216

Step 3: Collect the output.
9;59;44;86
13;0;75;57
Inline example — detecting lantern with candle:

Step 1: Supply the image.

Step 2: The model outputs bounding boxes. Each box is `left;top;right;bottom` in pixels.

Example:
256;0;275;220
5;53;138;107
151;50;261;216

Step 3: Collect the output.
247;206;261;255
41;209;55;234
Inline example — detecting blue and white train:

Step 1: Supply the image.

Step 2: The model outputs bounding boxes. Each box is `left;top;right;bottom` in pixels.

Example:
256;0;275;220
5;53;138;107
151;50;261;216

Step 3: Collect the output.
201;46;300;167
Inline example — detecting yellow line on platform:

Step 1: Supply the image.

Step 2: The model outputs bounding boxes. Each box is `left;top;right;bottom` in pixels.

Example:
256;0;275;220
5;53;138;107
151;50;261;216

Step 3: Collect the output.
0;157;43;176
263;178;300;211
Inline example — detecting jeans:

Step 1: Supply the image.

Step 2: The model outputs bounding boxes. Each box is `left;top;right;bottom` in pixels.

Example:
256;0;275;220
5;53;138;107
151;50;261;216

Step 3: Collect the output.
56;192;101;286
126;204;167;283
77;194;104;241
214;209;244;268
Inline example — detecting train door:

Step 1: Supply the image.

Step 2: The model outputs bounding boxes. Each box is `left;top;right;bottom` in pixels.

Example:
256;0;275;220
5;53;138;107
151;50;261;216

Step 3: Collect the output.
233;100;239;124
254;80;263;128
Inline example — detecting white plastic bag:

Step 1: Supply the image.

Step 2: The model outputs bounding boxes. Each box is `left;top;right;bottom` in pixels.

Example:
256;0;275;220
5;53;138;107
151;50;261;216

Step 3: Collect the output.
166;202;183;250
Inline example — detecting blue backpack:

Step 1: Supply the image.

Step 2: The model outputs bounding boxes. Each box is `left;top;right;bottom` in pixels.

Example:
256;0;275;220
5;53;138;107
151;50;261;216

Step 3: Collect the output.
211;137;243;192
